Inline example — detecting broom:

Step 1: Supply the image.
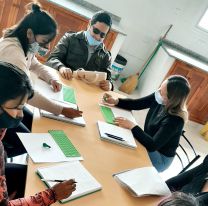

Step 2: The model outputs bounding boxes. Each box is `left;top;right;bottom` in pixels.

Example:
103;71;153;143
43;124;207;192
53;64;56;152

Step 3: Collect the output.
119;24;173;94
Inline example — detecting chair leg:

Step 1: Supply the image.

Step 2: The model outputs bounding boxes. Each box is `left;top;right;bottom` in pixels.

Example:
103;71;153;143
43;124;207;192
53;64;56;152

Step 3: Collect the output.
179;155;201;174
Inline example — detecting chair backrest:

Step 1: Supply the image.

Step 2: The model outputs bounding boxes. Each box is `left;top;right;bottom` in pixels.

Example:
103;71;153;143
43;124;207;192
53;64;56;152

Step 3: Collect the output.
176;130;201;174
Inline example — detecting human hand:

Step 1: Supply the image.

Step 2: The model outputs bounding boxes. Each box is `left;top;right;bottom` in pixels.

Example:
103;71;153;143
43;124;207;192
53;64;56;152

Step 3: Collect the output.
59;67;73;80
114;117;136;130
76;69;85;80
99;80;112;91
102;93;118;106
52;179;76;201
50;80;62;92
61;107;83;118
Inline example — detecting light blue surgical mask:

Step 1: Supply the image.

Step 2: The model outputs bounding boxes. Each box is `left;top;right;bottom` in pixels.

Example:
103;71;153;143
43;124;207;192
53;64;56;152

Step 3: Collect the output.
29;42;39;54
38;47;49;56
29;42;49;56
85;30;102;46
154;90;164;105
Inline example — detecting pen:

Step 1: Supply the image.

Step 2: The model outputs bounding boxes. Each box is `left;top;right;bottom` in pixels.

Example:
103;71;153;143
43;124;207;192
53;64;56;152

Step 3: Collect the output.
105;133;125;141
41;179;77;183
41;179;65;182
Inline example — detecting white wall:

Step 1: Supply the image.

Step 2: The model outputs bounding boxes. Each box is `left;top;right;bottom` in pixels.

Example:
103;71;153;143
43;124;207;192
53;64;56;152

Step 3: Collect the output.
86;0;208;77
136;47;175;97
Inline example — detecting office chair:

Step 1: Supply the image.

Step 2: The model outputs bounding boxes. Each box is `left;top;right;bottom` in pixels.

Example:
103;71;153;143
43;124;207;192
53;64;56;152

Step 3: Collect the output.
176;130;201;174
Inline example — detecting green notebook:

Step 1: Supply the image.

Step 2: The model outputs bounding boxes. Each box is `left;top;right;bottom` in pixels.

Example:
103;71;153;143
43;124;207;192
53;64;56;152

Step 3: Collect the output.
63;86;76;104
100;105;115;124
48;130;80;157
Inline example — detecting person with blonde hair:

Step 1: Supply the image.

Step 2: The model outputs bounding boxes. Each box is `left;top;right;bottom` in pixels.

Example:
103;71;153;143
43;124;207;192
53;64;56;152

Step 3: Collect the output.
103;75;190;172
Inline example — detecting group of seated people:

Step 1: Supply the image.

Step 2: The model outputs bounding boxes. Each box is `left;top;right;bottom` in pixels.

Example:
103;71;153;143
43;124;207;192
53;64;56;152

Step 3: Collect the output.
0;1;207;205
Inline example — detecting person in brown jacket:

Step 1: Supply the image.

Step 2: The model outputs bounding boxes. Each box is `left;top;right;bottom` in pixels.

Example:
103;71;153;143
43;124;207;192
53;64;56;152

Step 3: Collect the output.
46;11;113;91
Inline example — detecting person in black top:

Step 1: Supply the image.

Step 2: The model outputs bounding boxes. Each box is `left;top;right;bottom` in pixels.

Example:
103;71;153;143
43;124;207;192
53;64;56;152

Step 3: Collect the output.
103;75;190;172
165;155;208;206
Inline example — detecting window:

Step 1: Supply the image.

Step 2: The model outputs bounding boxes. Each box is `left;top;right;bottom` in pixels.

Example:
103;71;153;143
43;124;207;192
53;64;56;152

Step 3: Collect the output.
198;8;208;32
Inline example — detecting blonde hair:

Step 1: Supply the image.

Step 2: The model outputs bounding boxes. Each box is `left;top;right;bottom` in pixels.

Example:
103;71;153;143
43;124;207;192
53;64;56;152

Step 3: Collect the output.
165;75;190;122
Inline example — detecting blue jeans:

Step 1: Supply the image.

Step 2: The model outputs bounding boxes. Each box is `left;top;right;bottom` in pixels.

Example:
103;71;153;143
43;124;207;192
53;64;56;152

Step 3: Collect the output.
148;151;174;172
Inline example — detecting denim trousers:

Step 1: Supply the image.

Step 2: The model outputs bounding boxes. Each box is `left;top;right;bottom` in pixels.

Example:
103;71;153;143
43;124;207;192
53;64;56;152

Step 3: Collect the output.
148;151;174;172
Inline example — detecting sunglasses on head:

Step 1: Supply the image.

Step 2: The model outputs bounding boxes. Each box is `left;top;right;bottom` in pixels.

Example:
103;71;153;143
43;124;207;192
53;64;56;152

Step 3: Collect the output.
92;26;107;38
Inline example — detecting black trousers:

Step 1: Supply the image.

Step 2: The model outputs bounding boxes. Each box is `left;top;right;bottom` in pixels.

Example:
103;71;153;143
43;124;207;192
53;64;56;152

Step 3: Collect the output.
5;163;27;199
166;155;208;206
3;107;33;157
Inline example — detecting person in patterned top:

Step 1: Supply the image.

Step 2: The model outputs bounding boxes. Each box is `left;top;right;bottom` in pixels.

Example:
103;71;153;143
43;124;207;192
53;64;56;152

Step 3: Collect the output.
0;61;76;206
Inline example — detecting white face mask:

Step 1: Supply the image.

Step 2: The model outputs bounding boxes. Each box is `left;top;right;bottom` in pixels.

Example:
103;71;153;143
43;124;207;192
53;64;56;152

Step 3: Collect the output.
154;90;164;105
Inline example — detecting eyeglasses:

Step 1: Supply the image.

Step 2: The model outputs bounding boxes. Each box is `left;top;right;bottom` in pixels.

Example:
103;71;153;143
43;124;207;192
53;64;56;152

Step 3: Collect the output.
92;26;107;38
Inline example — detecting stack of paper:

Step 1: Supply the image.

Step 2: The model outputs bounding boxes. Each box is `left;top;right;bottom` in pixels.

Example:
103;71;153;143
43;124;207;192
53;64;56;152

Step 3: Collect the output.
37;161;102;203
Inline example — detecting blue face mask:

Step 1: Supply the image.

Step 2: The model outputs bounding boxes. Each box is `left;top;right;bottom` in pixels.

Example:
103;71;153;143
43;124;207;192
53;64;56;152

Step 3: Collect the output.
29;42;39;54
29;42;49;56
85;30;102;46
154;90;164;105
38;47;49;56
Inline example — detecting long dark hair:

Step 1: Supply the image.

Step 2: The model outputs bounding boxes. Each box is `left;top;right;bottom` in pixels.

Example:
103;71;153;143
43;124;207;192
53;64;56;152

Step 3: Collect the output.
3;2;57;56
166;75;190;121
0;61;34;105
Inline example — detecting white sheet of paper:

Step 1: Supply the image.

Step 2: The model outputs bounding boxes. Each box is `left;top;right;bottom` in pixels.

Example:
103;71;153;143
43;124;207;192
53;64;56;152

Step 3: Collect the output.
34;78;65;102
17;133;83;163
97;121;137;149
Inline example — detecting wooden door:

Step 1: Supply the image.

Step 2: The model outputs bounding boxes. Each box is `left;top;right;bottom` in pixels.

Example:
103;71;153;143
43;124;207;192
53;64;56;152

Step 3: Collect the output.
167;60;208;124
0;0;118;62
0;0;22;36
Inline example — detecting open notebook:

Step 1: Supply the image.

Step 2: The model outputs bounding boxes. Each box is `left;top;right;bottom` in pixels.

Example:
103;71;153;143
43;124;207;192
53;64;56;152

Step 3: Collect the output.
17;130;83;163
97;121;137;149
37;161;102;203
35;78;85;126
113;166;171;197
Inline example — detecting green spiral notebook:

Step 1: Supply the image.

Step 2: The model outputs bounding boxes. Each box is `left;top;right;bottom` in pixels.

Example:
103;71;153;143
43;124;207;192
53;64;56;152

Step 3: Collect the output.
48;130;81;157
63;86;76;104
100;105;115;124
